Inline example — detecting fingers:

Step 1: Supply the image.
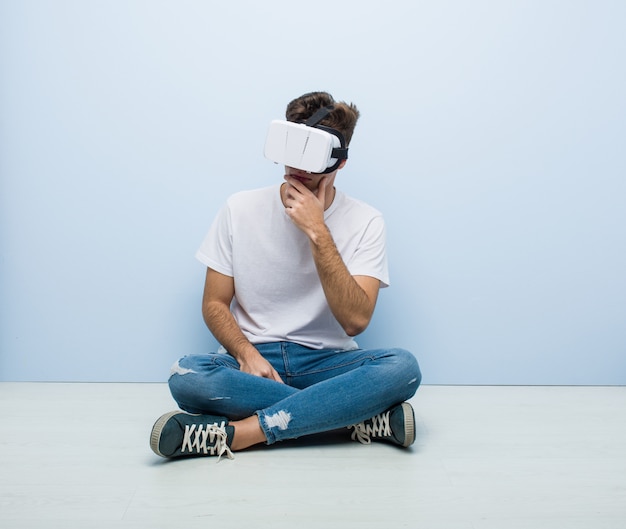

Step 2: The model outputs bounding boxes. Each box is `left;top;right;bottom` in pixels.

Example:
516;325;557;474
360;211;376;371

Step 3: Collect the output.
282;177;300;206
283;175;326;204
237;349;285;384
270;369;285;384
283;174;318;194
260;366;284;384
245;361;285;384
283;178;306;201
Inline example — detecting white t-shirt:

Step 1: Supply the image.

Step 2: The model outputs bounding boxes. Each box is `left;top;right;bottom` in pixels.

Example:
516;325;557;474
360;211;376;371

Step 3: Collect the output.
196;184;389;351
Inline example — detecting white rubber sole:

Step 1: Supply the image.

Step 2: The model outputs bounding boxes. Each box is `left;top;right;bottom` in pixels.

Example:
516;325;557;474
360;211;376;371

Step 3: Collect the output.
150;410;181;457
400;402;416;447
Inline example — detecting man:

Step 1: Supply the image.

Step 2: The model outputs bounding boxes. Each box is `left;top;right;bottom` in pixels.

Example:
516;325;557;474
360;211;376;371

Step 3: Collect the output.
150;91;421;460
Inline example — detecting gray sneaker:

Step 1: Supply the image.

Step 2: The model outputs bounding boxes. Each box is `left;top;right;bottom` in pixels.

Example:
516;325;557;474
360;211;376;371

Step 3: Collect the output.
348;402;416;447
150;411;235;460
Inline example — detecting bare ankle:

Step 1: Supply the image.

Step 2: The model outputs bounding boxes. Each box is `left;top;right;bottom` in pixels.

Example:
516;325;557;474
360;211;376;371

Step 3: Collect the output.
230;415;266;451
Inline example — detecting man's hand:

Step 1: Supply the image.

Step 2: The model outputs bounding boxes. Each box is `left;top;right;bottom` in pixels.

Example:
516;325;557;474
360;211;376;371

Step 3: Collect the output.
282;175;327;239
238;351;284;383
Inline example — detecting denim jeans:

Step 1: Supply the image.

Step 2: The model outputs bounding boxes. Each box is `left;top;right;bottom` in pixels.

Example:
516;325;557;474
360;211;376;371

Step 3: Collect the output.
168;342;421;445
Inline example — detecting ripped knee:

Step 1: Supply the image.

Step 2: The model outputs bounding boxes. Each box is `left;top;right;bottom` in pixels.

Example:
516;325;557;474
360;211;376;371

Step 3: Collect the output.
169;359;197;378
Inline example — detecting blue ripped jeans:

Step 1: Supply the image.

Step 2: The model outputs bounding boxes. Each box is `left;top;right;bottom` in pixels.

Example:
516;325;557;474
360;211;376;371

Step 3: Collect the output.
168;342;421;445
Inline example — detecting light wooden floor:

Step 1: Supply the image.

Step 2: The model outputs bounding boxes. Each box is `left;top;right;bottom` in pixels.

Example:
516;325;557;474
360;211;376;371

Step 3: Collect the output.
0;383;624;528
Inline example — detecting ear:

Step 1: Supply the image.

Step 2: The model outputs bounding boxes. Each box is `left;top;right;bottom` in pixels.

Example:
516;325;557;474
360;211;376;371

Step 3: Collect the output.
338;159;347;170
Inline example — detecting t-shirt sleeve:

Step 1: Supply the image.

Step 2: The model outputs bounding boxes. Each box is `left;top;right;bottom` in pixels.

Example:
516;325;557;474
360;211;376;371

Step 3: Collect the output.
347;214;390;288
195;203;234;277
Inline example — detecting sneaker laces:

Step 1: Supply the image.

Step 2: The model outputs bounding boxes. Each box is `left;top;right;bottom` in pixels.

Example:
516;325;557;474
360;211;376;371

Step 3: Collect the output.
348;411;392;445
181;421;234;461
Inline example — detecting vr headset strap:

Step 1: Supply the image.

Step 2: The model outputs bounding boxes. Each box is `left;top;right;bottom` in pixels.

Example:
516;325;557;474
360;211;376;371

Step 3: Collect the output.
305;105;349;162
332;147;349;159
305;106;333;127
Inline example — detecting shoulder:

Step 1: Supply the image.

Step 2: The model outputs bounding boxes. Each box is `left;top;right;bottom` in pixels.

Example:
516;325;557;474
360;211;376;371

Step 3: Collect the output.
333;190;384;221
223;185;281;220
227;185;278;207
222;185;284;228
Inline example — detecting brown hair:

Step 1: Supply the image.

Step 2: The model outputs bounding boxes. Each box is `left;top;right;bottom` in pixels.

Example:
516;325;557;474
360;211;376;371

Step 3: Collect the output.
285;91;360;146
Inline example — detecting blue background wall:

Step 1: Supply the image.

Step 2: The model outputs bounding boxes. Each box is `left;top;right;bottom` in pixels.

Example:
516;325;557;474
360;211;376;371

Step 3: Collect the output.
1;1;624;384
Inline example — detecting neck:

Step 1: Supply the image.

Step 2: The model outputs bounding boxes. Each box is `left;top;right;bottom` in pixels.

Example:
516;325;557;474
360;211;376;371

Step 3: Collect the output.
324;185;337;210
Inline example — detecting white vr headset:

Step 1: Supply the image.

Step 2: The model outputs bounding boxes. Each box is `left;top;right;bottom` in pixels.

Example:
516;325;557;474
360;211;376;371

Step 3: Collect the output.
263;106;348;174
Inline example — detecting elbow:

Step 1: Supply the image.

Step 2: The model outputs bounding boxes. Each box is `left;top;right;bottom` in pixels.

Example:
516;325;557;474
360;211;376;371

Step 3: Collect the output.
343;316;371;337
346;327;366;337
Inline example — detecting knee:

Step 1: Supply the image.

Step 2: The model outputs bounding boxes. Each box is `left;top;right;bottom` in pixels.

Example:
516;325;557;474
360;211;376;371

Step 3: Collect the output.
167;353;237;394
167;357;195;399
167;355;211;397
167;354;226;413
391;348;422;388
169;356;200;378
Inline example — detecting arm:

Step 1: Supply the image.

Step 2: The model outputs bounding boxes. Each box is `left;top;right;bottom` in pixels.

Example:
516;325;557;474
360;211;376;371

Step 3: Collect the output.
282;177;380;336
202;267;284;382
310;229;380;336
